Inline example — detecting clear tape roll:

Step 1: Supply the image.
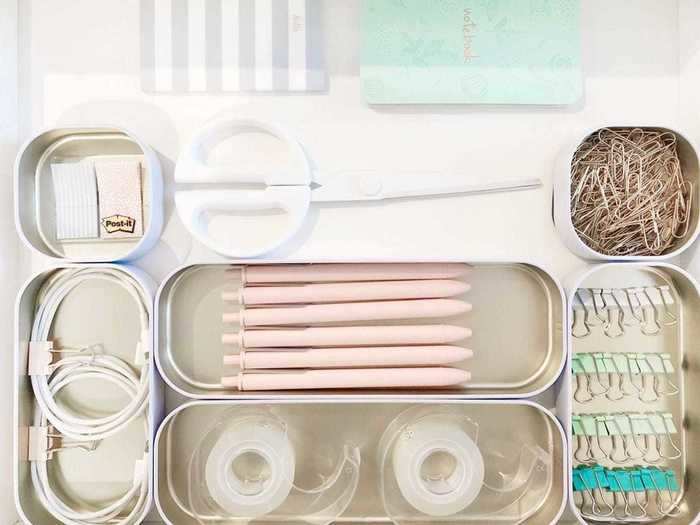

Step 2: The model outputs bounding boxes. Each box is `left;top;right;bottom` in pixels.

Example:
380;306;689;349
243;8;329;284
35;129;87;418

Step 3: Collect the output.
205;418;295;518
392;419;484;517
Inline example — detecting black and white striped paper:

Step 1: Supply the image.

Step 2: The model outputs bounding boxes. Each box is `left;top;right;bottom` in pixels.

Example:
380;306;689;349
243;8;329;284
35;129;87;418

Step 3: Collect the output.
140;0;326;93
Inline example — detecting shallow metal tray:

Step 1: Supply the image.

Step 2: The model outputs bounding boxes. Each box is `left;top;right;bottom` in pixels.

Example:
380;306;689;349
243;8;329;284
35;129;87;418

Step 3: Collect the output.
564;263;700;524
155;399;566;525
155;261;566;399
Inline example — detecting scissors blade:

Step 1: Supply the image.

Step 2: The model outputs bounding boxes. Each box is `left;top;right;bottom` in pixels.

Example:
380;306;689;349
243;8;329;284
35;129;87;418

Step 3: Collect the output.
310;170;542;203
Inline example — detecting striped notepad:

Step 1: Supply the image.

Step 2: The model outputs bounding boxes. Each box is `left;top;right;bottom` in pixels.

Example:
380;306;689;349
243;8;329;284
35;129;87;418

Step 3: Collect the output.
140;0;327;93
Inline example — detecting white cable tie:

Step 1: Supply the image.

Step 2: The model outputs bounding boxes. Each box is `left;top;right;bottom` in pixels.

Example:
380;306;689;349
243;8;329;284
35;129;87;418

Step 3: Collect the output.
85;346;98;366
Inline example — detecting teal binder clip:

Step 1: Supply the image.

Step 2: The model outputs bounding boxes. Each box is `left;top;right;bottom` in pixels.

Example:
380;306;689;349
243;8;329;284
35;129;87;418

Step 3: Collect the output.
573;465;681;519
572;465;614;517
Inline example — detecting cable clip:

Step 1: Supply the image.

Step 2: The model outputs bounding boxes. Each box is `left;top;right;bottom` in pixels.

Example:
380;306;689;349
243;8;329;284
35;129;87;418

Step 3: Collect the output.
28;342;54;376
134;329;150;366
132;452;149;485
28;425;98;462
28;341;102;375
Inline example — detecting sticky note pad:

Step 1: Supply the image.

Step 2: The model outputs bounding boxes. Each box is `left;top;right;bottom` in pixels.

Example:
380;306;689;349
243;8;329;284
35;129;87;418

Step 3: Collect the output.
51;161;99;240
361;0;582;105
95;159;144;239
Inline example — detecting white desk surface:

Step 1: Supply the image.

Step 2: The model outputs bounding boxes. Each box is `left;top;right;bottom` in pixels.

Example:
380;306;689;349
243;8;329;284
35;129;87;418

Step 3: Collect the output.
4;1;700;523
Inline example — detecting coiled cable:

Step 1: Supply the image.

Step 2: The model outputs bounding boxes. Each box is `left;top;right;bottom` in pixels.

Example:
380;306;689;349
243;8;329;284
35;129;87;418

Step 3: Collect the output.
29;267;150;524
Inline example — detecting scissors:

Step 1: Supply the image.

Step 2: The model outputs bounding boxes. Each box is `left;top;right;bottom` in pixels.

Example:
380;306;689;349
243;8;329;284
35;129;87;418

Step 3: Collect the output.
175;118;542;258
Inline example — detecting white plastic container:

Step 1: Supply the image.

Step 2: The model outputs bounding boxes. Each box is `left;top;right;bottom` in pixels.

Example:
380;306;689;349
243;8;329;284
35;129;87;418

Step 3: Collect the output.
13;264;164;525
14;127;164;262
552;126;700;261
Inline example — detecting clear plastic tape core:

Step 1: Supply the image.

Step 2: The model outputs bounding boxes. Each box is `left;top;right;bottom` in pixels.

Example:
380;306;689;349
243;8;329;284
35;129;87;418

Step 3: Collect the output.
377;406;554;522
183;408;360;524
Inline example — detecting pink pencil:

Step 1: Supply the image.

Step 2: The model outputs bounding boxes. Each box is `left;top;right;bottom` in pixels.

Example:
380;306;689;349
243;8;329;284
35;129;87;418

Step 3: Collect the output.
223;345;473;369
222;279;470;305
222;298;471;326
221;324;472;348
234;263;471;283
221;367;471;390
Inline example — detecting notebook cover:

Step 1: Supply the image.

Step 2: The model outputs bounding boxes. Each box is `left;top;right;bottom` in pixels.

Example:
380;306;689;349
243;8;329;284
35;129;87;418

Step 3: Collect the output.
361;0;582;105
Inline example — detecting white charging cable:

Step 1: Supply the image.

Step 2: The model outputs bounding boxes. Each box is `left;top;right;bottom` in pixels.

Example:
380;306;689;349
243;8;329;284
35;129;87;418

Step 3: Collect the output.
30;430;148;525
28;267;150;525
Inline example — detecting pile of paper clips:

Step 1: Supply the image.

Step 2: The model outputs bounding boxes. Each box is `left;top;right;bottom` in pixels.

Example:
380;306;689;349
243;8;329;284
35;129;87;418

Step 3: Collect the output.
573;412;681;465
572;465;681;519
571;281;683;521
572;285;677;338
570;127;693;257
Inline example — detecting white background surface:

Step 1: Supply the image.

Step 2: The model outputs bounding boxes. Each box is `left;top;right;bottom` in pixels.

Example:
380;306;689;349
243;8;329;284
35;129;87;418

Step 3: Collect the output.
4;1;700;523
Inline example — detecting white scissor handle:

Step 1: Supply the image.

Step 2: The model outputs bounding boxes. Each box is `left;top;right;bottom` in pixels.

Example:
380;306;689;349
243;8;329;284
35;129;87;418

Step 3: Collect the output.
175;187;311;258
175;118;312;185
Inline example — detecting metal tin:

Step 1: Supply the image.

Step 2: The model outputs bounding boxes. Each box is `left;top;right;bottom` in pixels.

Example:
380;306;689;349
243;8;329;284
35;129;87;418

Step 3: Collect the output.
552;126;700;261
155;261;566;399
562;262;700;524
13;264;163;525
14;127;164;262
154;399;567;525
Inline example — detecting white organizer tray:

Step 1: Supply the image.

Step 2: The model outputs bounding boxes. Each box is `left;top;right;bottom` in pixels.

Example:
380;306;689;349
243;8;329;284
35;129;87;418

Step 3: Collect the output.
13;265;164;525
5;1;700;524
553;126;700;261
14;127;164;262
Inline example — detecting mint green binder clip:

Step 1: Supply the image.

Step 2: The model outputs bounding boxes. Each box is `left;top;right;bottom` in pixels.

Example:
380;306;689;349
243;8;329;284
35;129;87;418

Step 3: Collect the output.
573;411;680;465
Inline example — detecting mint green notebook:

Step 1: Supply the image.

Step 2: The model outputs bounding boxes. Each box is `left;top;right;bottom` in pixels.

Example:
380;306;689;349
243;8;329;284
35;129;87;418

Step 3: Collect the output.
361;0;581;105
